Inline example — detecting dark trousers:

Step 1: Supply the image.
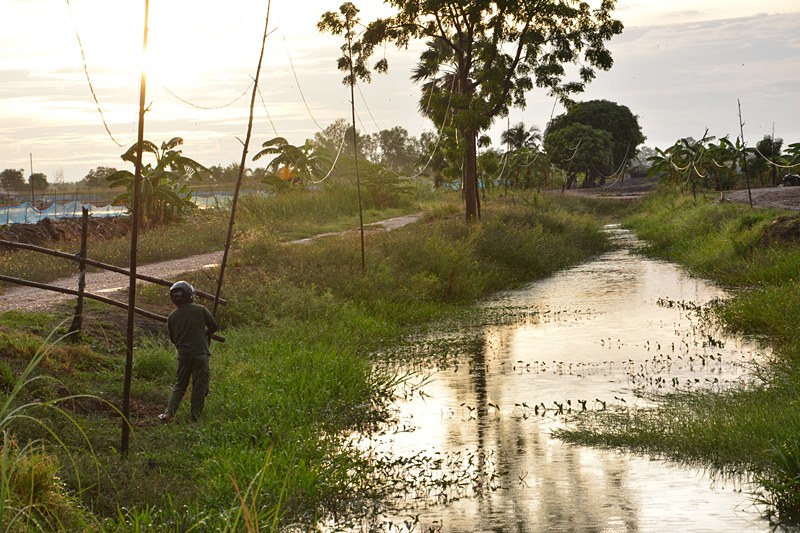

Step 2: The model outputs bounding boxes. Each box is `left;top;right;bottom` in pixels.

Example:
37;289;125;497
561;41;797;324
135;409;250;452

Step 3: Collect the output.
166;352;210;421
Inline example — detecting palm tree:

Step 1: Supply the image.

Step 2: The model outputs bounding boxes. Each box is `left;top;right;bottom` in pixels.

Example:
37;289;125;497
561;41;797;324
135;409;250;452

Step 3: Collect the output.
501;122;543;189
106;137;208;226
253;137;328;190
501;122;542;151
412;40;467;195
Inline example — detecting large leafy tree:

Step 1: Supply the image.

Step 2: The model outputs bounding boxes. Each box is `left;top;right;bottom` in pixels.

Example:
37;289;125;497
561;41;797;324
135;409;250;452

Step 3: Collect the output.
543;123;613;189
106;137;207;227
545;99;644;186
320;0;623;220
0;169;25;192
312;118;361;163
753;135;783;186
363;126;421;173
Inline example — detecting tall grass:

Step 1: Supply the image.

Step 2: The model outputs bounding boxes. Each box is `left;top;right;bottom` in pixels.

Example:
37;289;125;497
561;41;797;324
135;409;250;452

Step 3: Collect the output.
559;191;800;527
0;327;105;532
0;182;424;288
235;181;423;240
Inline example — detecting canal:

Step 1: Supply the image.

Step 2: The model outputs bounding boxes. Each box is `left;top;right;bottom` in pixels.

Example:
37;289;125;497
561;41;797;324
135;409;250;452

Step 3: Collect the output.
359;225;770;532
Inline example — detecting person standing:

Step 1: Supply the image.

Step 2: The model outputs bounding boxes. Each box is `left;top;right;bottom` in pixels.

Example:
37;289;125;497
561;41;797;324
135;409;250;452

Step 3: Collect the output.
159;281;218;422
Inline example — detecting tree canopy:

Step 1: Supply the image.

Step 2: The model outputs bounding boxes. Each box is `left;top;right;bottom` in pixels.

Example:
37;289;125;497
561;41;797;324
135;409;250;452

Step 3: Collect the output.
545;99;644;186
28;172;48;191
0;169;25;192
320;0;623;220
753;135;783;186
362;126;422;174
543;123;613;188
83;166;118;188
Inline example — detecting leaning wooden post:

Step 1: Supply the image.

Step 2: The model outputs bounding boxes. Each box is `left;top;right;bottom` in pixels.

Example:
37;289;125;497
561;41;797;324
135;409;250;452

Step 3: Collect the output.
67;207;89;337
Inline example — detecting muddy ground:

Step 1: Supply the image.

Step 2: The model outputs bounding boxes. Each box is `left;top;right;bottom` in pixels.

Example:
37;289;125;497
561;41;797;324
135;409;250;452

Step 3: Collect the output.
0;216;130;247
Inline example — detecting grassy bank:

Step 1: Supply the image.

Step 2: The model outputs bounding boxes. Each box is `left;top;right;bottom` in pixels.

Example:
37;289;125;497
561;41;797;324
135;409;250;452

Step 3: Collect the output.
0;190;613;530
0;182;427;287
557;192;800;526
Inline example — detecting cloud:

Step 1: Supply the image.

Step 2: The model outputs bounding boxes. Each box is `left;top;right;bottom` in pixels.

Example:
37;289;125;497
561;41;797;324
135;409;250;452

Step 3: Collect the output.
506;13;800;149
3;5;799;180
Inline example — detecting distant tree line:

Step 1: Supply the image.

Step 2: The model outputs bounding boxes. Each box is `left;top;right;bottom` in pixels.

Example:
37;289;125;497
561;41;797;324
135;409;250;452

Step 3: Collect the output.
0;168;49;195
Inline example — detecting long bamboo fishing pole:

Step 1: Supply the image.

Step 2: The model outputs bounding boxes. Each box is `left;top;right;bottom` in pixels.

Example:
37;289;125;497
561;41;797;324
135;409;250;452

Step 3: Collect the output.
121;0;149;456
212;0;272;317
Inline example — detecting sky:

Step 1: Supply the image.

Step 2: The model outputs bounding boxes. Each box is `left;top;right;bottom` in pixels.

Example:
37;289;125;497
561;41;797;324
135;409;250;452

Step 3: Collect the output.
1;0;799;182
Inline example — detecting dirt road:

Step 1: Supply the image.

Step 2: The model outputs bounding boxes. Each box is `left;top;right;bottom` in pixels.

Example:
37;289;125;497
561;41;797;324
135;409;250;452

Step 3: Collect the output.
559;177;800;212
723;186;800;211
0;213;421;313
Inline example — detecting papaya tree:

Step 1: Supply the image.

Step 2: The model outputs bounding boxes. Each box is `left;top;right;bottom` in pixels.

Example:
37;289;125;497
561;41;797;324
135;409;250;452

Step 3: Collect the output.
319;0;623;221
106;137;207;226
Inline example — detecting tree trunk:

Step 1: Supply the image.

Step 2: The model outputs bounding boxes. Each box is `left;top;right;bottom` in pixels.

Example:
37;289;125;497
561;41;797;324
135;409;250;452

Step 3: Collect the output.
463;129;479;221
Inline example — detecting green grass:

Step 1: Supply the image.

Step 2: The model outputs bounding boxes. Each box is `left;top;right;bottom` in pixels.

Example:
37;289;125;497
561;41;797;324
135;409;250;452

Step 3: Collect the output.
556;191;800;527
0;188;613;530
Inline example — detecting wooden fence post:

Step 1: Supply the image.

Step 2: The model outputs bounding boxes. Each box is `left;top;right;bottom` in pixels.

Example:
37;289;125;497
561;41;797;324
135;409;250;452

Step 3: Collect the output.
67;207;89;338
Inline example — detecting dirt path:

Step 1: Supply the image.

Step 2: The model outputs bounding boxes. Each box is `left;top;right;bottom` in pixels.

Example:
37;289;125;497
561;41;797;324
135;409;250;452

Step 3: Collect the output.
722;186;800;211
0;213;422;313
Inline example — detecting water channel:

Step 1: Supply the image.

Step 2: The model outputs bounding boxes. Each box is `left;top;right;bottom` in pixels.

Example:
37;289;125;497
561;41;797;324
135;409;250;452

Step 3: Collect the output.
358;225;773;532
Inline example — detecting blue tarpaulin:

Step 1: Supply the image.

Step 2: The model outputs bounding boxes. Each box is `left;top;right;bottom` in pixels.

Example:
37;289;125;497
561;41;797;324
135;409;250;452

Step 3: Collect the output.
1;202;129;225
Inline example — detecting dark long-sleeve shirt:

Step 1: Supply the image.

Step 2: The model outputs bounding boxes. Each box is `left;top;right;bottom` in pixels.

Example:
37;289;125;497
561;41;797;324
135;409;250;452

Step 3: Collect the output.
167;303;218;356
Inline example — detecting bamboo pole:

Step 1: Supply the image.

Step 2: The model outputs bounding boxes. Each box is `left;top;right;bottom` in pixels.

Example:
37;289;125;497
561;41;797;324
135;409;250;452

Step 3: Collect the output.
345;22;366;274
0;239;225;304
212;0;271;317
122;0;149;456
0;274;163;322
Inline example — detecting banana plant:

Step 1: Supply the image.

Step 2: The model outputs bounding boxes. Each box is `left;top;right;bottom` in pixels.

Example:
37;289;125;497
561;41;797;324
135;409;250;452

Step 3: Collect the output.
252;137;329;190
648;133;716;198
704;136;738;191
106;137;208;226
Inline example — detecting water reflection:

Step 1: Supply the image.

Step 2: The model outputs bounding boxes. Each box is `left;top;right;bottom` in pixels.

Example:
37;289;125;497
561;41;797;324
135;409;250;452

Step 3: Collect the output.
362;226;770;532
